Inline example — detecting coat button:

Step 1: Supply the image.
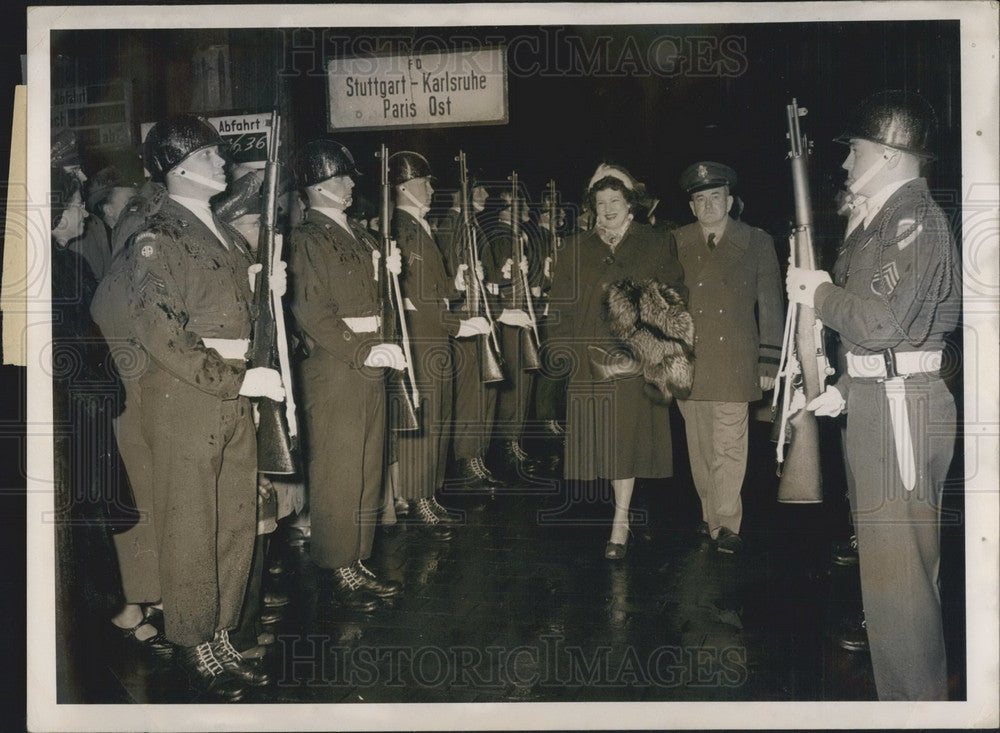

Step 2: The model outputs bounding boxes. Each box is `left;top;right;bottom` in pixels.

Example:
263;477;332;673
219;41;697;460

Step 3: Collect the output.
719;336;725;341
697;282;703;287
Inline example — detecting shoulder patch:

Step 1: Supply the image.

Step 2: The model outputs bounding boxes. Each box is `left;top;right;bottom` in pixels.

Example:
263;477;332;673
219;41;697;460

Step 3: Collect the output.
896;219;922;250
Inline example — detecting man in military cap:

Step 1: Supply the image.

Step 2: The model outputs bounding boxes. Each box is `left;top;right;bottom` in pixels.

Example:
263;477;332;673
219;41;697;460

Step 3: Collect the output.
787;91;959;700
390;151;490;534
480;184;544;479
435;173;505;492
674;161;784;554
288;139;404;611
114;115;285;699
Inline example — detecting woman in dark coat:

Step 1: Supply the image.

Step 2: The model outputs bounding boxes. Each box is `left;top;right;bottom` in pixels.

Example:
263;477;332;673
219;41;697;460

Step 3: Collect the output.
548;165;688;559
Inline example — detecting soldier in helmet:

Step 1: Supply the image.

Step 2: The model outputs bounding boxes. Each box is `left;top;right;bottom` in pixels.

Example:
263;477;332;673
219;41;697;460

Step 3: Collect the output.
787;91;960;700
480;183;544;479
434;171;505;492
389;151;490;535
113;115;285;700
287;139;404;611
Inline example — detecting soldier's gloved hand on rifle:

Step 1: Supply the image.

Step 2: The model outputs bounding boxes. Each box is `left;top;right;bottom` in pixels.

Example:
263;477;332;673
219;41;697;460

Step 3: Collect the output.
807;385;846;417
239;367;286;401
543;256;552;280
386;242;402;277
497;309;533;328
457;316;490;338
786;265;831;307
365;343;407;370
248;261;288;297
453;262;486;292
501;257;528;280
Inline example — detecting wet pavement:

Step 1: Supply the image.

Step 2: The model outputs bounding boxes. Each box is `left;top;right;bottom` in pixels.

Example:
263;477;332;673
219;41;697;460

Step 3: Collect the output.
56;418;967;705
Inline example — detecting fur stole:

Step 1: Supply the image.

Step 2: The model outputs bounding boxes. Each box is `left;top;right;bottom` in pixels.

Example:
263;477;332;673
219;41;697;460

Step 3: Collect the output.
602;278;695;401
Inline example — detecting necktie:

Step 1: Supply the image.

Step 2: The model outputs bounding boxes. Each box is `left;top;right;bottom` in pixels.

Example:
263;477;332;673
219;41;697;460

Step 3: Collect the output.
707;233;716;250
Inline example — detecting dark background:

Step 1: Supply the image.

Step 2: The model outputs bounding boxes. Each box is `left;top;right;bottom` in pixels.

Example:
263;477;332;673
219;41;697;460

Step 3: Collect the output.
48;19;962;255
1;1;969;727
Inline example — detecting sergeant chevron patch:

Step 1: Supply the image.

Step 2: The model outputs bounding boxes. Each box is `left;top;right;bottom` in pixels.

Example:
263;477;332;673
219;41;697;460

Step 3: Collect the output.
871;260;900;296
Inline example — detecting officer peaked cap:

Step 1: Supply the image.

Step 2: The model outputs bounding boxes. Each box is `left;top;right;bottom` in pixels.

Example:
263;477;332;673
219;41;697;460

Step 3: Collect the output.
679;161;737;195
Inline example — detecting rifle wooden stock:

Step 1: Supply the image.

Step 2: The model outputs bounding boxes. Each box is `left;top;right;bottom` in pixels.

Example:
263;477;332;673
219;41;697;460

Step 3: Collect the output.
508;171;541;372
456;150;504;383
250;110;295;474
776;99;823;504
378;144;420;431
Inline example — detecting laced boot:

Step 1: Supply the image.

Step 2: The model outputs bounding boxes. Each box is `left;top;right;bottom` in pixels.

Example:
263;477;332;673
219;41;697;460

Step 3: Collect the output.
176;640;246;701
212;629;271;687
408;498;455;541
458;456;503;490
502;440;539;478
331;565;380;612
353;560;402;599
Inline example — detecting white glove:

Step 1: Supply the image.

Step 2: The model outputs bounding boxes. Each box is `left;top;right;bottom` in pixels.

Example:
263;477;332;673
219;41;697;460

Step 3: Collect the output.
365;342;407;370
530;286;542;299
475;261;485;283
501;257;513;279
759;375;776;391
519;257;529;276
457;316;490;338
454;263;470;292
786;266;832;307
543;256;552;280
248;261;288;297
386;242;402;276
807;385;846;417
239;367;286;401
497;309;532;328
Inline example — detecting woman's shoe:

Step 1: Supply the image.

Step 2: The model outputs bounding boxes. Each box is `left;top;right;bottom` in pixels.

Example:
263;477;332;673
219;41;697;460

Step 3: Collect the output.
113;617;174;659
604;541;628;560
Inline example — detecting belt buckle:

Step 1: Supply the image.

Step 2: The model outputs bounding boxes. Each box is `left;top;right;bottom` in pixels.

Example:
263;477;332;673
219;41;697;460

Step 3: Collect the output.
878;349;909;383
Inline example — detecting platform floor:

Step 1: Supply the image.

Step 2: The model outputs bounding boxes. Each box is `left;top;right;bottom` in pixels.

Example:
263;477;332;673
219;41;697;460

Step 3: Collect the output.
54;417;967;706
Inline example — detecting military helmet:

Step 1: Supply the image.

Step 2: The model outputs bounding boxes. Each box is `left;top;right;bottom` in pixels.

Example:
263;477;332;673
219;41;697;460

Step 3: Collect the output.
835;90;936;159
142;115;227;182
388;151;433;187
293;139;361;188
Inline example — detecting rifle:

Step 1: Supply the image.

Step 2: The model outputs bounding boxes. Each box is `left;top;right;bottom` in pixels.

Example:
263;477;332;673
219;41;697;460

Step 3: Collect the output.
377;144;420;430
508;172;541;371
545;179;560;273
456;150;504;383
249;110;295;474
772;99;828;503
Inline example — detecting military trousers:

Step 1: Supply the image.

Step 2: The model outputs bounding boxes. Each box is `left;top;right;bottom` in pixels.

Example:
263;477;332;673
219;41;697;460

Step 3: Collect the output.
141;370;257;647
301;352;385;569
845;375;954;700
677;399;748;536
111;379;161;604
397;338;453;500
450;336;498;460
494;323;535;442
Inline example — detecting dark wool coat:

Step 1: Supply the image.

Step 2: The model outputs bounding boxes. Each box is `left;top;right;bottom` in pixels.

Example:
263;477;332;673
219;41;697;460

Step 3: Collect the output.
674;217;784;402
548;222;687;480
392;209;460;498
289;209;386;568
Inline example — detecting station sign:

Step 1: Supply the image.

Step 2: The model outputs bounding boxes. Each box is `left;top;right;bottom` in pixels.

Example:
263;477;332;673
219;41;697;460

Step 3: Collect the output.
326;46;508;132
